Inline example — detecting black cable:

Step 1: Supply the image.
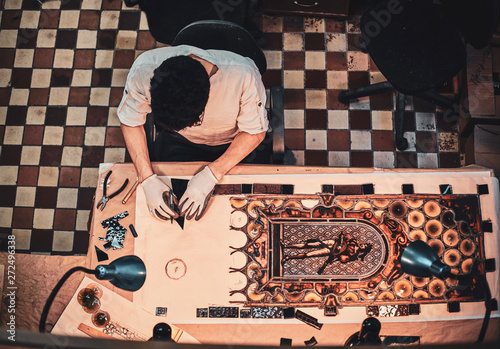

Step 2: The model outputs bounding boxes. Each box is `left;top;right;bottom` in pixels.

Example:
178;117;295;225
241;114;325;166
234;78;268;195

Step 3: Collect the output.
476;274;492;343
39;266;96;333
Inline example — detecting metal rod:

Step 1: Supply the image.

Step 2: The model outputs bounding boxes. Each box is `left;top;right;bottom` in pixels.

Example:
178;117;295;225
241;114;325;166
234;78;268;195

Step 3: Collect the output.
122;179;139;204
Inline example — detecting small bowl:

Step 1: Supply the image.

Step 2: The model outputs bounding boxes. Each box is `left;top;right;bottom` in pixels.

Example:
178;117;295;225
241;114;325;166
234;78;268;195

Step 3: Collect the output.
92;310;110;328
82;296;101;314
85;284;103;299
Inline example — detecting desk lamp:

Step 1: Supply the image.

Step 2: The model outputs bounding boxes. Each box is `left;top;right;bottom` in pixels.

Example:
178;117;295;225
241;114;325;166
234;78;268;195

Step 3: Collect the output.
344;317;382;346
400;240;451;279
149;323;172;341
400;241;492;343
39;255;146;333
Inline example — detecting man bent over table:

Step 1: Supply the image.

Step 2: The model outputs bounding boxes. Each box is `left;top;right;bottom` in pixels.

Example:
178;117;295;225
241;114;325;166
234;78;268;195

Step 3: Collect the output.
118;45;268;221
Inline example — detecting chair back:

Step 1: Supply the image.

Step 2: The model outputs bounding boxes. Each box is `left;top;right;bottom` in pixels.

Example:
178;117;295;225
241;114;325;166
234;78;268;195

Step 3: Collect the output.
172;20;267;74
440;0;500;50
361;0;500;95
360;0;466;94
124;1;248;45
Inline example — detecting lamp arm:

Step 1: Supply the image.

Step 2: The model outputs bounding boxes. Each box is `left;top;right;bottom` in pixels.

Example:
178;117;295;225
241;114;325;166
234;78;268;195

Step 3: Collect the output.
39;266;96;333
476;274;492;343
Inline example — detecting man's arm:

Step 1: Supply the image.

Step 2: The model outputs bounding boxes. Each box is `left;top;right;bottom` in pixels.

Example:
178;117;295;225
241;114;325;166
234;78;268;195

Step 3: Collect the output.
120;123;177;219
120;123;154;182
208;130;266;181
178;130;265;221
207;65;268;181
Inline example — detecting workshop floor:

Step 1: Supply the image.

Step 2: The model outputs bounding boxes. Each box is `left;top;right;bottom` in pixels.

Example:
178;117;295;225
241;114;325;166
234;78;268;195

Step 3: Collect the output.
0;0;464;255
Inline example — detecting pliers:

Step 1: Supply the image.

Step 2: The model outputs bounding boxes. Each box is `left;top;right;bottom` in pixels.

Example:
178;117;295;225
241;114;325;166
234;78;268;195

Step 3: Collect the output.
97;171;129;211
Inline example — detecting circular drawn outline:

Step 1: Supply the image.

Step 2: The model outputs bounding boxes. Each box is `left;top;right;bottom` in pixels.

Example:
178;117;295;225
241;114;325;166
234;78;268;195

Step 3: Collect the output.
165;258;187;280
230;210;248;228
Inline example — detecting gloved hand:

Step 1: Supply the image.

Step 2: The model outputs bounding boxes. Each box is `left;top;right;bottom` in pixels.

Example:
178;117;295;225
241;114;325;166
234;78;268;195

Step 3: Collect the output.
140;174;178;221
179;166;218;221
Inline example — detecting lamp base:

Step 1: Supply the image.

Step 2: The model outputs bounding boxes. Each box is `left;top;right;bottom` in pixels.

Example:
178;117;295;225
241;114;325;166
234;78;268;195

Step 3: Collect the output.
344;317;382;346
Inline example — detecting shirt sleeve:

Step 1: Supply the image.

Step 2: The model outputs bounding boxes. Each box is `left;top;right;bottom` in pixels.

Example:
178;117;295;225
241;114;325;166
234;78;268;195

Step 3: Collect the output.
237;68;269;135
117;67;153;127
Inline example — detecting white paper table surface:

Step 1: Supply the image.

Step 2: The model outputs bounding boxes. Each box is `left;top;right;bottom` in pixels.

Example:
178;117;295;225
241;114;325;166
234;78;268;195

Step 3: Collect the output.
134;170;500;324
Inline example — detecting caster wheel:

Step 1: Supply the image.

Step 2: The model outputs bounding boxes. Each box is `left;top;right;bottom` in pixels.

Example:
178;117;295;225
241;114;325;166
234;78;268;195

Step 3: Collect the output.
396;137;409;151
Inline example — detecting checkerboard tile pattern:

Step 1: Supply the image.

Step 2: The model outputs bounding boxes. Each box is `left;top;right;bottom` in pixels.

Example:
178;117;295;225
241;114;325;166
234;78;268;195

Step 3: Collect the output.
261;15;462;168
0;0;464;254
0;0;150;254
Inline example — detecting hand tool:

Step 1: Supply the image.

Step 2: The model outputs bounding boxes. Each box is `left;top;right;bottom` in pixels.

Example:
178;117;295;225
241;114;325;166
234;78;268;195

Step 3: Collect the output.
162;189;179;224
97;171;129;211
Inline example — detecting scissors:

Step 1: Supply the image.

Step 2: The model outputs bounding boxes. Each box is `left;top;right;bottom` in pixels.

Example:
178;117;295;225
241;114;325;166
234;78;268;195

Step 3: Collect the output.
97;171;129;211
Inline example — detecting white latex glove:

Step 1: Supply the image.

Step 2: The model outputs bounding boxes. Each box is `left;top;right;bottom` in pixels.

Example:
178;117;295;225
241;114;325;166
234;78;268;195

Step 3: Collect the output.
179;166;218;221
140;174;178;221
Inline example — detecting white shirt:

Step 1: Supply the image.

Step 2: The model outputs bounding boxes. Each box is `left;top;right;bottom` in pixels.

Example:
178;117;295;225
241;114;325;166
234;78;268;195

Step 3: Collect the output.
117;45;268;146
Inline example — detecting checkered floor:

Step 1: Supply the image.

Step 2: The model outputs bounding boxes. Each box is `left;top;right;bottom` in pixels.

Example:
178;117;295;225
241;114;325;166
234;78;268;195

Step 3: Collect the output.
263;14;462;168
0;0;465;255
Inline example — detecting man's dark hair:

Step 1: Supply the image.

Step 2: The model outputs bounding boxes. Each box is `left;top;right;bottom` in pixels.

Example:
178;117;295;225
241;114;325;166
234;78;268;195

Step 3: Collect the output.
150;55;210;131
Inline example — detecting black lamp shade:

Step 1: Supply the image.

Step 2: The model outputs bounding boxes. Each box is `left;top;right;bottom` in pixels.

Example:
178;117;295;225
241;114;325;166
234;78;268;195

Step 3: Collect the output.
345;317;382;346
151;323;172;341
400;240;451;279
96;255;146;291
359;317;381;338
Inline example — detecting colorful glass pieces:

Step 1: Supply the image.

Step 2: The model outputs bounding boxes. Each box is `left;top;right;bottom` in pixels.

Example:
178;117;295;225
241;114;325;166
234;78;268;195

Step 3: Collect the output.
389;201;407;218
424;200;441;217
229;193;484;310
408;210;425;227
